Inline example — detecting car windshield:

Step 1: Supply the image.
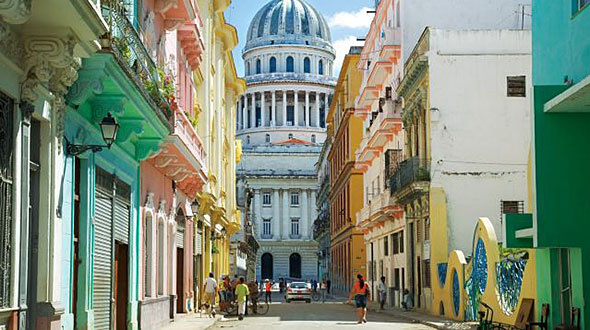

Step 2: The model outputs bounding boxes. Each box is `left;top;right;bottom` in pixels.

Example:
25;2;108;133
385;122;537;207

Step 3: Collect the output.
290;283;307;289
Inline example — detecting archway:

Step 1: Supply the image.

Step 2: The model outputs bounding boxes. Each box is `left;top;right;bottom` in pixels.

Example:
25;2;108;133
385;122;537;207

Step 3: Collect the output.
289;253;302;279
261;253;273;280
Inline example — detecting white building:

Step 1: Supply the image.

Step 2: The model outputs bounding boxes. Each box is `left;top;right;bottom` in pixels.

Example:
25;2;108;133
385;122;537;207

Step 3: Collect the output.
236;0;335;282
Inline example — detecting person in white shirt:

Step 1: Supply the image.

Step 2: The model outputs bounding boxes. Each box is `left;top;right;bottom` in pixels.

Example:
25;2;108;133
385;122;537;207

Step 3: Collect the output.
320;279;327;303
203;272;218;317
377;276;387;310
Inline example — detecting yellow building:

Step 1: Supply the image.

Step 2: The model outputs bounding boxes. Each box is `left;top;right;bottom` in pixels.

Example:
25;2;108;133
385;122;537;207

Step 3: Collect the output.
327;47;366;294
195;0;246;305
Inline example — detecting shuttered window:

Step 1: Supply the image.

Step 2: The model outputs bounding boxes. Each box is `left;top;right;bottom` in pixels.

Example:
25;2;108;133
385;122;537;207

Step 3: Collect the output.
0;92;14;308
507;76;526;97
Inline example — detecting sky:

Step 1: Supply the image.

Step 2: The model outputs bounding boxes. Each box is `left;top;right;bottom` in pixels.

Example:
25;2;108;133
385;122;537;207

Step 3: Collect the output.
225;0;375;78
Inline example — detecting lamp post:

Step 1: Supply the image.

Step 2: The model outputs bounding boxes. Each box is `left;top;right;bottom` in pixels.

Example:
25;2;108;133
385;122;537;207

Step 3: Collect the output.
66;113;120;156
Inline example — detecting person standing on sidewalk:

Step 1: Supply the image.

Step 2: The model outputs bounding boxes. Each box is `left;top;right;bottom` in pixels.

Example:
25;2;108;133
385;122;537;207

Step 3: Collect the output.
347;274;370;324
320;279;327;303
326;279;331;294
377;276;387;310
203;272;218;317
235;277;250;321
264;279;272;303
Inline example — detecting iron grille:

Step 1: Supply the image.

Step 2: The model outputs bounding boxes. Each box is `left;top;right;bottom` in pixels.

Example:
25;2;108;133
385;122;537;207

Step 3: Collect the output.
0;91;14;308
507;76;526;97
389;157;430;194
384;149;402;189
501;200;524;214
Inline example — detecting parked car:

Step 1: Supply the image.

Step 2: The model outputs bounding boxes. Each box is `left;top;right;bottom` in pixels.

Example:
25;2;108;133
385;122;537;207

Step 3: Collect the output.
285;282;311;303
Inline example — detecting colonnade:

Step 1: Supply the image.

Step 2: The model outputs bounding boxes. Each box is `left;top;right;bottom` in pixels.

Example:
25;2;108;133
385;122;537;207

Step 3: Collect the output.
237;90;331;130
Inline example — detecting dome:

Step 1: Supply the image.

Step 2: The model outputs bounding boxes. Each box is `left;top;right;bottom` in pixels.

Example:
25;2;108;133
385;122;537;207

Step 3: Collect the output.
244;0;334;54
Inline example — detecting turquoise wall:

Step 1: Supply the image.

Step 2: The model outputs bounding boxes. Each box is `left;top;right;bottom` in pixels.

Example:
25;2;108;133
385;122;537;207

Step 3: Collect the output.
532;1;590;85
532;2;590;327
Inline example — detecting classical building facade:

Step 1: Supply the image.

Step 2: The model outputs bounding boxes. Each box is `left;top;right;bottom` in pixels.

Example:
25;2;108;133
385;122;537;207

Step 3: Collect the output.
327;47;366;295
236;0;335;282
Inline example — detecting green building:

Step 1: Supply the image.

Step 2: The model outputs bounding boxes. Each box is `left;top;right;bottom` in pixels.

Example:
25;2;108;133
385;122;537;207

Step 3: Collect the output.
528;1;590;328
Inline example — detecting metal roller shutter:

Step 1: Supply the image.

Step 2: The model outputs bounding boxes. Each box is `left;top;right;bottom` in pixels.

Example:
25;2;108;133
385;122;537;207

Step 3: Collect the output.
94;186;113;330
113;181;130;244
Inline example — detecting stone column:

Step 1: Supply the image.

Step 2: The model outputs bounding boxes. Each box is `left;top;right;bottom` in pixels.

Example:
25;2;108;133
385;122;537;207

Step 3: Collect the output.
294;90;299;127
310;191;318;237
282;90;287;127
315;92;320;128
273;189;280;239
324;93;329;127
250;93;256;129
244;94;249;129
271;91;276;126
261;91;265;127
238;97;243;130
254;189;262;238
282;189;290;239
301;190;308;239
305;91;310;127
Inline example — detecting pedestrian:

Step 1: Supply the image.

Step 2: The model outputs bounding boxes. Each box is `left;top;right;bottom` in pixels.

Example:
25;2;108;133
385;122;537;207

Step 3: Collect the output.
312;279;318;292
264;279;272;303
246;280;260;315
326;279;331;294
279;278;284;293
320;278;327;303
377;276;387;310
203;272;217;317
346;274;370;324
235;277;250;321
402;289;413;311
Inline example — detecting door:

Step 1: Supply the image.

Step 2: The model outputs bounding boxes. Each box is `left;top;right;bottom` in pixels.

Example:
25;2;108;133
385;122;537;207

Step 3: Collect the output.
261;253;273;280
26;119;41;329
177;247;184;313
114;242;129;330
72;158;81;328
558;248;572;325
0;92;14;310
417;256;422;308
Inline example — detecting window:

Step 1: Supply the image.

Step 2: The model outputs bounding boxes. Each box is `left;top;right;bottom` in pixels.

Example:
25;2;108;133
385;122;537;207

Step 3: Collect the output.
144;213;153;297
246;62;250;76
291;192;299;206
416;219;422;243
256;59;261;74
157;220;164;295
425;218;430;241
384;236;389;256
399;230;404;253
262;192;271;206
423;260;431;288
286;56;294;72
304;57;311;73
311;134;316;143
291;218;300;235
288;133;293;139
392;233;399;254
263;218;272;236
269;56;277;73
265;134;271;143
507;76;526;97
501;200;524;214
318;60;324;75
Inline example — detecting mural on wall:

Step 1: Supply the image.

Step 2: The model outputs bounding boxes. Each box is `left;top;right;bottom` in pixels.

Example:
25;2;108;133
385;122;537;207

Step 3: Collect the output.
452;269;460;316
464;238;488;320
495;251;528;315
438;263;448;287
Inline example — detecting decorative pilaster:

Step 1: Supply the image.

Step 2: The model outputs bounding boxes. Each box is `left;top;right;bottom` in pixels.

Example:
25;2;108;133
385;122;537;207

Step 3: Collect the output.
243;94;248;129
0;0;32;24
282;90;287;127
260;91;265;127
294;90;298;127
238;97;243;130
254;189;261;238
301;189;308;239
271;91;276;126
305;91;309;127
21;34;80;153
282;189;289;239
315;92;320;128
272;189;280;239
250;93;255;129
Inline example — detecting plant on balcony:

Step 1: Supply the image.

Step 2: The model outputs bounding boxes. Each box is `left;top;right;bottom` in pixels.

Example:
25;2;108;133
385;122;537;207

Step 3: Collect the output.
112;36;131;62
211;244;220;254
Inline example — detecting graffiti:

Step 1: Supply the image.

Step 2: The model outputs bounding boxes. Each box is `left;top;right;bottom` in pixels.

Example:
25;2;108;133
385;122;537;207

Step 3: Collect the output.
464;238;488;321
438;263;448;287
496;251;528;315
452;269;460;316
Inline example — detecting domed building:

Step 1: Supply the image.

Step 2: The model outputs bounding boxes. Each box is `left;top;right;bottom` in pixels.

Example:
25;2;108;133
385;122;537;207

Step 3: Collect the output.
235;0;335;283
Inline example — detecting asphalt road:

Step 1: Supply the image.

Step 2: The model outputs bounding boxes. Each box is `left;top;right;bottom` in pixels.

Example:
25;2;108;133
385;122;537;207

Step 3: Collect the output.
212;293;432;330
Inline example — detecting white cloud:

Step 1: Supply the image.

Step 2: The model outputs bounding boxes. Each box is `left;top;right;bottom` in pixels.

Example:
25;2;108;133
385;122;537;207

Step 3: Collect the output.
328;7;373;29
332;36;365;77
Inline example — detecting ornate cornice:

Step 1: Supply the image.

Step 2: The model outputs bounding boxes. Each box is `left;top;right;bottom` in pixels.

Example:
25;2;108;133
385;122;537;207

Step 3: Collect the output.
21;34;80;152
0;0;31;24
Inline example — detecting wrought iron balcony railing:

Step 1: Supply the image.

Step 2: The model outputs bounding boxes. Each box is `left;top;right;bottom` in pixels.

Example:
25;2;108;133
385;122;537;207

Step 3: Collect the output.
101;2;172;120
389;157;430;194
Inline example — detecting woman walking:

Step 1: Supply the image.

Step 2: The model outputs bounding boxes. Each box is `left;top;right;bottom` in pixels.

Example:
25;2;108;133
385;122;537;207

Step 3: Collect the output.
347;274;370;324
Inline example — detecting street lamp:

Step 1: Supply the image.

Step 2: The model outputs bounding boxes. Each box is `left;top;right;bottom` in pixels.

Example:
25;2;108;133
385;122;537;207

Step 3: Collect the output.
190;199;200;214
66;113;120;156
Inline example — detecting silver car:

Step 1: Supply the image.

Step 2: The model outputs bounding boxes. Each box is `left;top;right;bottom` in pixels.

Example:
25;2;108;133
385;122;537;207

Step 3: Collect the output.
285;282;311;303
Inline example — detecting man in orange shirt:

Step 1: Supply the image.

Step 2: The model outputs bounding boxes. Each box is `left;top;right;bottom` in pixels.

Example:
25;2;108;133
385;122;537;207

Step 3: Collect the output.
264;279;272;303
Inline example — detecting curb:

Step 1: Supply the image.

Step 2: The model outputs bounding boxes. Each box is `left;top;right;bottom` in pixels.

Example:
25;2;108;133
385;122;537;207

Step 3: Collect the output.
366;307;439;329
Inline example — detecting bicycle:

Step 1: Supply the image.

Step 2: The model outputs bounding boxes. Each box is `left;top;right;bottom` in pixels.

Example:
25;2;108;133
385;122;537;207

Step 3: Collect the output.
311;290;320;301
225;295;270;316
477;302;509;330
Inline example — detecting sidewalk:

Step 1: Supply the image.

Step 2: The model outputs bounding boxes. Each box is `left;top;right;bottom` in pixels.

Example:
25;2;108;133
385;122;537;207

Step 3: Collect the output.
160;311;221;330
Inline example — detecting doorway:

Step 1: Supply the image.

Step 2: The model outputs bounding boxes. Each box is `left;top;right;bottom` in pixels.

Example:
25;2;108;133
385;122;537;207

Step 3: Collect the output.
113;242;129;330
26;118;41;330
177;247;184;313
261;253;273;280
289;253;301;279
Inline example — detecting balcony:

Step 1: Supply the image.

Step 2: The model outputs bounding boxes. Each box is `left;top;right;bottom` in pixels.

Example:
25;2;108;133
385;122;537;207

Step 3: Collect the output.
379;27;402;62
357;190;403;232
102;3;171;119
390;157;430;201
178;23;205;70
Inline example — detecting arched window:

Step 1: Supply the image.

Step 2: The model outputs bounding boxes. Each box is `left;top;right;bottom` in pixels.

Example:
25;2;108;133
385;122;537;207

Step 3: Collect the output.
261;253;273;280
265;134;270;143
144;212;153;297
311;134;316;143
286;56;294;72
289;253;302;278
256;59;261;74
246;62;251;76
318;60;324;75
288;133;293;139
269;57;277;73
304;57;311;73
157;219;165;295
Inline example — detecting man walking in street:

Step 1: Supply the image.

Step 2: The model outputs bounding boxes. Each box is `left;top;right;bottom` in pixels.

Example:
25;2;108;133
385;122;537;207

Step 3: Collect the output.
235;277;250;321
203;272;217;317
264;279;272;303
377;276;387;310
